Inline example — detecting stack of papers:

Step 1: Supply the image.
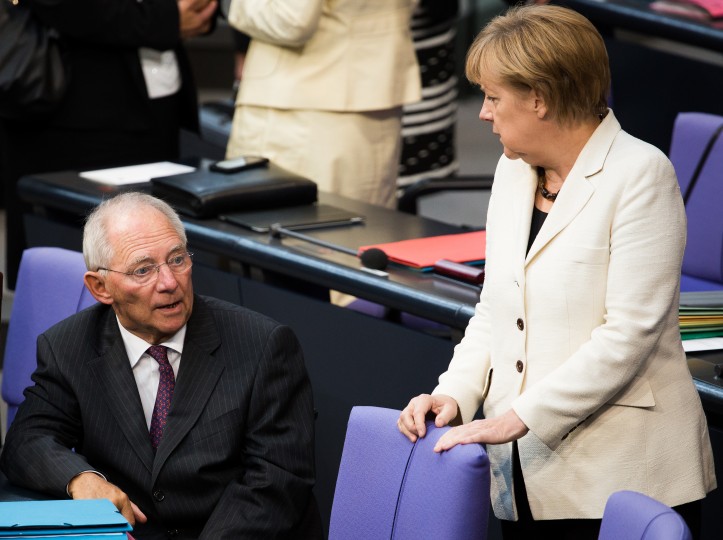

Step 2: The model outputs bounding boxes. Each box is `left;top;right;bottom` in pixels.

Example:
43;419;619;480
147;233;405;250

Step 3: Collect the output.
359;230;486;271
0;499;132;538
680;304;723;340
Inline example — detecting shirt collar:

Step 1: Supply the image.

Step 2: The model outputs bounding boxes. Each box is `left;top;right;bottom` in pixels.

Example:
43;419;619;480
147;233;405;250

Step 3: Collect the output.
116;316;187;368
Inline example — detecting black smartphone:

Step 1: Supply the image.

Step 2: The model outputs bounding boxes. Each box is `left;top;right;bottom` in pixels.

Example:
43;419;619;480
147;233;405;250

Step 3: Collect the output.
209;155;269;174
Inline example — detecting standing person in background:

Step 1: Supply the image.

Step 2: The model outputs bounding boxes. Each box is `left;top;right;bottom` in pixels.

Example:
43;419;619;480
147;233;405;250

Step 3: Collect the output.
225;0;421;209
398;6;716;539
0;0;217;289
397;0;460;189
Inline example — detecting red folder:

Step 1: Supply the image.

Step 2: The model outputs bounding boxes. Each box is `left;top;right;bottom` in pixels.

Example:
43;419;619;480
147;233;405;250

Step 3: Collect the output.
359;230;486;270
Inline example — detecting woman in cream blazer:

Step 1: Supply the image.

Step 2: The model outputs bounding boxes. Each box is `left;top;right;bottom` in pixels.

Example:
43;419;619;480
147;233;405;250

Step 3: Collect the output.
398;6;716;539
226;0;421;208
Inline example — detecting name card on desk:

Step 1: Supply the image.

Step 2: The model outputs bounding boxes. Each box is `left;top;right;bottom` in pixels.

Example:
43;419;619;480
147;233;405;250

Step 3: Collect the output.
79;162;195;185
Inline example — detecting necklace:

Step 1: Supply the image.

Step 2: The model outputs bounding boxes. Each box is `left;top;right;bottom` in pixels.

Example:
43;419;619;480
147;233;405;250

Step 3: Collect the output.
537;167;559;202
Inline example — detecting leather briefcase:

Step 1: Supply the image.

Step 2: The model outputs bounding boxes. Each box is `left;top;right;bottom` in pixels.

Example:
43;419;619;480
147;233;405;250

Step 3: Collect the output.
150;161;317;218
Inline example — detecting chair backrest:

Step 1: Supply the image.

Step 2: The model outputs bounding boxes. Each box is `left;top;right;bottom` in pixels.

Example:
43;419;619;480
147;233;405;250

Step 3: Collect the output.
328;406;490;540
598;490;692;540
1;247;97;428
669;112;723;291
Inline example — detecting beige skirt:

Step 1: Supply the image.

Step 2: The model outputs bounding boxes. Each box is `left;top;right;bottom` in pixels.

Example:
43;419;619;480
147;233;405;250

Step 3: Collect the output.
226;105;403;209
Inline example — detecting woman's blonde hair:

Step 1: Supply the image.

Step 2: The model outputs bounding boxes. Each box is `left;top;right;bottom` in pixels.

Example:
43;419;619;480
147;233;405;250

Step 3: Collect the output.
465;5;610;124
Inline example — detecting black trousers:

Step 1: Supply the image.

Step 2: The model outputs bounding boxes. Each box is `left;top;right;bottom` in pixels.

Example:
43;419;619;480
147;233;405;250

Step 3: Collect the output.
500;442;703;540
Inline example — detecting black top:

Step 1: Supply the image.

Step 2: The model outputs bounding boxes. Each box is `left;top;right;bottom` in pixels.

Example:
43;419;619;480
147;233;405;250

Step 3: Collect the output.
527;205;548;255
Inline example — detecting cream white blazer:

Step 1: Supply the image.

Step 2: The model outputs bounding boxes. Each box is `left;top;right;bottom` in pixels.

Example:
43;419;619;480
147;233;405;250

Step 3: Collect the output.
434;111;716;521
228;0;421;112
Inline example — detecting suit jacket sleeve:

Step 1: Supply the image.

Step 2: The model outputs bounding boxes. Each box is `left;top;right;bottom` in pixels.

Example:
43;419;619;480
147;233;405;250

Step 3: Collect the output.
199;324;317;538
0;333;99;497
27;0;180;50
228;0;322;47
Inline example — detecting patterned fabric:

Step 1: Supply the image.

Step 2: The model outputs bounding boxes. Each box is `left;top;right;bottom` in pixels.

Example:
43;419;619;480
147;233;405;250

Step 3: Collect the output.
148;345;174;451
397;0;460;188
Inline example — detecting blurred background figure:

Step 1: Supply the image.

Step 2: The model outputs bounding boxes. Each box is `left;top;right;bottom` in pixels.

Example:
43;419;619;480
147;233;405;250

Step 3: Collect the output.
0;0;217;290
397;0;460;190
226;0;421;209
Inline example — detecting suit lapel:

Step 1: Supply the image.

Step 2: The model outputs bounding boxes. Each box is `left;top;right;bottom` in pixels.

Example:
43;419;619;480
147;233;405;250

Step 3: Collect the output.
512;166;538;287
89;310;155;473
152;297;224;482
525;111;621;264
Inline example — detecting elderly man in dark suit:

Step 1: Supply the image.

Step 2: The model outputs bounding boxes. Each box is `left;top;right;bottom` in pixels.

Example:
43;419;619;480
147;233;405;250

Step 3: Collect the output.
0;192;322;539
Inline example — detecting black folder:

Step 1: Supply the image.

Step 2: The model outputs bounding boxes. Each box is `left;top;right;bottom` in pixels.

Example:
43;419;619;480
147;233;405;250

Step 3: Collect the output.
150;162;317;218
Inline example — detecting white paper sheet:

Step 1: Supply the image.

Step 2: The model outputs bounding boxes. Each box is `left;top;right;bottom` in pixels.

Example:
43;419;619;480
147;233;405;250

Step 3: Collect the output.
79;161;195;185
683;337;723;352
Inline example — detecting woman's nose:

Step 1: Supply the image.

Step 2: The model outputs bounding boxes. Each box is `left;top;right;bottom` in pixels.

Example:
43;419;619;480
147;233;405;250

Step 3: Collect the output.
479;103;493;122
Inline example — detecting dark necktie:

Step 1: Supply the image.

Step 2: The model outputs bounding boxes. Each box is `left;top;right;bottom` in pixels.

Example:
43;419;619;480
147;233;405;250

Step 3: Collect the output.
147;345;175;451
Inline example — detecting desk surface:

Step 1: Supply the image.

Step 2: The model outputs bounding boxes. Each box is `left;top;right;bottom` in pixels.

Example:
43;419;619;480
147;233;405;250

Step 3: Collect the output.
554;0;723;51
18;171;481;329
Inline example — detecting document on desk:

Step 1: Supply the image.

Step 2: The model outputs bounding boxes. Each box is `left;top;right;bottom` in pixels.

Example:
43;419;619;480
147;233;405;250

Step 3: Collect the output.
679;292;723;349
79;161;195;185
0;499;131;537
359;230;486;270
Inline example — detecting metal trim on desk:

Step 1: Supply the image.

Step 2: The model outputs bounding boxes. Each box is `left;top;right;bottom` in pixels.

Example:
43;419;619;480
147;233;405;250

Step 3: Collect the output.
554;0;723;51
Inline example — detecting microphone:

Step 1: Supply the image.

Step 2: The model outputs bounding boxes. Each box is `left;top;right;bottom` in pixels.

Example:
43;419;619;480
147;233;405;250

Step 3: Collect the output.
270;223;389;271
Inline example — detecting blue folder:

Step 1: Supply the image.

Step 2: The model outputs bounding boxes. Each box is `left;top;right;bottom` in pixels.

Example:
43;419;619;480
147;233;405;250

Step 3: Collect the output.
0;499;131;537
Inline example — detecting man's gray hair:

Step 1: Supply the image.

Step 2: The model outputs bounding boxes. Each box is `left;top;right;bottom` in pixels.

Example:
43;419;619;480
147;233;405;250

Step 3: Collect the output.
83;192;187;271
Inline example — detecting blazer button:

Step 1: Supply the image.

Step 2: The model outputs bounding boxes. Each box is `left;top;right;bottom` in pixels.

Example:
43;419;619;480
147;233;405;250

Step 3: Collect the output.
167;529;180;537
153;490;165;502
516;360;524;373
516;318;524;331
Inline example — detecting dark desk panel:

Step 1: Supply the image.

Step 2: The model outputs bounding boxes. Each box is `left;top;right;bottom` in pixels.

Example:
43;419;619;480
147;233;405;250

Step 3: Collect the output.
19;172;479;329
555;0;723;152
556;0;723;50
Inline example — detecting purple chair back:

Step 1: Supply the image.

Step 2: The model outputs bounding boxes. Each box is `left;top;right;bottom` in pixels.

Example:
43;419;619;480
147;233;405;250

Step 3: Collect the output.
598;490;692;540
328;406;490;540
669;112;723;291
1;247;97;427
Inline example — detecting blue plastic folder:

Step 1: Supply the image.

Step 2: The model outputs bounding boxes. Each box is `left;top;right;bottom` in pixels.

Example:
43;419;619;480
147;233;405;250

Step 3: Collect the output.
0;499;131;537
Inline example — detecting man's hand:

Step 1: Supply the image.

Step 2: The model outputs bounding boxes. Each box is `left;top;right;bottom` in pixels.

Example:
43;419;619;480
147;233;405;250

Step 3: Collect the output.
398;394;459;442
433;408;529;453
68;472;147;526
178;0;217;39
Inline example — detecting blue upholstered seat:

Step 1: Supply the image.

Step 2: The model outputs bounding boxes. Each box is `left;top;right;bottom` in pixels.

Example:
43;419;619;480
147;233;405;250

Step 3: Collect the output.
328;406;490;540
1;247;97;427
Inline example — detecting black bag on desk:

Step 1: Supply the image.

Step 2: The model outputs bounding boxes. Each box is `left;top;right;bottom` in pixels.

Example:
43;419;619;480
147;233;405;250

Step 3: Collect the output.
0;0;68;119
150;161;317;218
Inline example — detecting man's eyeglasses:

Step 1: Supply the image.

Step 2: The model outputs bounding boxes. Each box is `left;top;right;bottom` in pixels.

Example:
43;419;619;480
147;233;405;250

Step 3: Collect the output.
98;252;193;285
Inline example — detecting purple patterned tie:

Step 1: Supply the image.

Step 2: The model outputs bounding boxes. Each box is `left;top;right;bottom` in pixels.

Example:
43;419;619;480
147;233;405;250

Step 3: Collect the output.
148;346;174;451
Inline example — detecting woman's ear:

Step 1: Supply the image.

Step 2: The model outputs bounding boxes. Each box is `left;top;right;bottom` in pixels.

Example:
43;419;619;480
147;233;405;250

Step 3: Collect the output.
531;90;548;119
84;271;114;305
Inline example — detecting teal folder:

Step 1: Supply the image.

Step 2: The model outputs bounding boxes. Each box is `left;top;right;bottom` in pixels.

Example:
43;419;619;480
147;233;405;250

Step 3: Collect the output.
0;499;131;537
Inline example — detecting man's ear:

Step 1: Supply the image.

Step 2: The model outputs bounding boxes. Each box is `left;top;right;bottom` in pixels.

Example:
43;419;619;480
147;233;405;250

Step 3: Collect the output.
84;272;114;305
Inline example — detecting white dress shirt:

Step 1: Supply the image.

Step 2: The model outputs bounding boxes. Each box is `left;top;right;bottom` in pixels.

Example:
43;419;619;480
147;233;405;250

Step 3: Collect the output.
138;48;181;99
117;318;186;429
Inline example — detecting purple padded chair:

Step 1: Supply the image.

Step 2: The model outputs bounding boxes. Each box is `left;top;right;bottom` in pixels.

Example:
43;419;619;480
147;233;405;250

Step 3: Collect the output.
669;112;723;292
598;490;692;540
328;406;490;540
1;247;97;428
